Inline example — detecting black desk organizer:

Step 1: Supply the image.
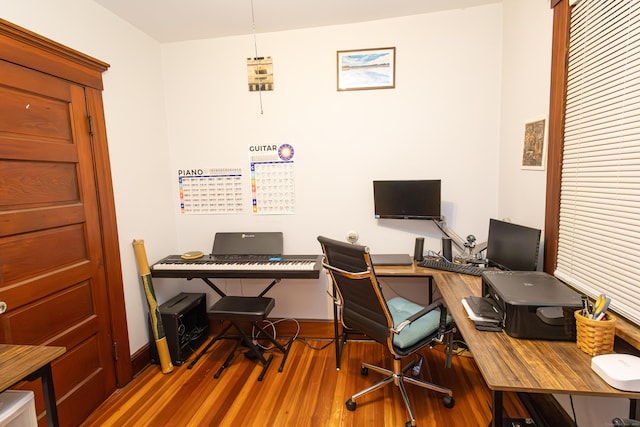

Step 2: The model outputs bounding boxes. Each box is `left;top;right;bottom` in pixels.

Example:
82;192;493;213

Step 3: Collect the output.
150;292;209;366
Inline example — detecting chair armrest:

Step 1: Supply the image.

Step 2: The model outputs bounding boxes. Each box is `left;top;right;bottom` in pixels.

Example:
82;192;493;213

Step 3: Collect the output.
321;260;371;278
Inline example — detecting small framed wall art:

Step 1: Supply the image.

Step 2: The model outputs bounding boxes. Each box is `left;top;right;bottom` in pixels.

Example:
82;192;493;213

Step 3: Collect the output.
521;117;547;170
247;56;274;91
337;47;395;91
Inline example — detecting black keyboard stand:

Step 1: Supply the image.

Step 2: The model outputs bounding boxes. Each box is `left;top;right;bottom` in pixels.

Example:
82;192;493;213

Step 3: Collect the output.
186;276;285;373
151;257;321;372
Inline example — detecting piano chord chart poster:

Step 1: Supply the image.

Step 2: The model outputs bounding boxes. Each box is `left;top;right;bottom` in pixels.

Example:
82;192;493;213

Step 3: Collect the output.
178;168;244;214
249;144;296;214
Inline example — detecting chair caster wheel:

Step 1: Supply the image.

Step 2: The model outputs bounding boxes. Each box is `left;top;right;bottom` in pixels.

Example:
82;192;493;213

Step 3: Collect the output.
405;421;414;427
360;366;368;376
443;395;455;408
345;399;356;411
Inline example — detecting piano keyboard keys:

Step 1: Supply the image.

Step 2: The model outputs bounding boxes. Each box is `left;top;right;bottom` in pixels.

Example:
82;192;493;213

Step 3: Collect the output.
149;255;322;279
152;260;317;271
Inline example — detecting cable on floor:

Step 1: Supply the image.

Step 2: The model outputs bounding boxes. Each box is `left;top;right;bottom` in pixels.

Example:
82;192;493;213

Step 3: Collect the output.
296;338;334;351
251;317;300;350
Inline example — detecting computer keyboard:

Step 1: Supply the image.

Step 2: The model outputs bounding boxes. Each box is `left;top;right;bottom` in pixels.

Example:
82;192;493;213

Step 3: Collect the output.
417;258;484;276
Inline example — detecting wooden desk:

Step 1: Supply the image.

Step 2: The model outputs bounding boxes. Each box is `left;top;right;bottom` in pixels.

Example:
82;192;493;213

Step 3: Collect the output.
0;344;66;427
433;270;640;426
374;263;435;303
359;264;640;426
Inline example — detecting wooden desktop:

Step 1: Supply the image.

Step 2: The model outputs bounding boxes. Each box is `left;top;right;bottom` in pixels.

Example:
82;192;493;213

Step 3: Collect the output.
0;344;66;427
372;264;640;427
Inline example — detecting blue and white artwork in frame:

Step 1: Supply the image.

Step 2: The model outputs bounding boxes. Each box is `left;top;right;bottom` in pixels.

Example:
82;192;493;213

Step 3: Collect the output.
337;47;396;91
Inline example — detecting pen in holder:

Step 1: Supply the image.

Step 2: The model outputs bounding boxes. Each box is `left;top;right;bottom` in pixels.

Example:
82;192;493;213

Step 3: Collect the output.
574;310;616;356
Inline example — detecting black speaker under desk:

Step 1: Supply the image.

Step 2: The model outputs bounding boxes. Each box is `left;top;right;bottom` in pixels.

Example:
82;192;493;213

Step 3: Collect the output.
150;292;209;366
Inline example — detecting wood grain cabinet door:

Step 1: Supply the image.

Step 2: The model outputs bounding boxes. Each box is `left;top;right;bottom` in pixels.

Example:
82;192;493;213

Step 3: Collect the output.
0;58;117;426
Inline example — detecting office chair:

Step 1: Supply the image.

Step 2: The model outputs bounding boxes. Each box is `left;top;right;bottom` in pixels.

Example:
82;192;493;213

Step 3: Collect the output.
317;235;455;427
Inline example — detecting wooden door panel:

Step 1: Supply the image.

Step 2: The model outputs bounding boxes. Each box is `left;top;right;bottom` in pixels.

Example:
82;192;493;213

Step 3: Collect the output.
0;60;72;137
0;225;87;284
0;137;78;162
54;336;102;392
0;86;72;140
53;334;109;427
0;261;93;311
0;160;79;206
2;282;93;343
58;366;106;427
0;57;115;426
0;59;72;102
0;204;85;236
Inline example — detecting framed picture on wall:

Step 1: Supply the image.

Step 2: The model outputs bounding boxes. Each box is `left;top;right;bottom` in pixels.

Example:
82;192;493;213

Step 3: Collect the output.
337;47;395;91
521;117;547;170
247;56;274;92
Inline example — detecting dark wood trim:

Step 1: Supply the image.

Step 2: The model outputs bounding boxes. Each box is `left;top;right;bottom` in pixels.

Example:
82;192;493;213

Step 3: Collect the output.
86;87;133;386
544;0;570;275
0;18;108;89
130;344;151;378
542;0;640;351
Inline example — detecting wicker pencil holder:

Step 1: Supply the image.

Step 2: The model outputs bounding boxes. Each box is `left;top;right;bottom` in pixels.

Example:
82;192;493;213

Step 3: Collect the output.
574;310;616;356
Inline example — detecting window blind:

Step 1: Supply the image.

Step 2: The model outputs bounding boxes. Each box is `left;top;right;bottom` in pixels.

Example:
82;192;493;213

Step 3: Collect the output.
556;0;640;325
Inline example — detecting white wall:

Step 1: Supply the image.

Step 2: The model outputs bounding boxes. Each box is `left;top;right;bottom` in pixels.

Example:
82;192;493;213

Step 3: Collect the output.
159;5;504;319
1;0;502;353
499;0;551;232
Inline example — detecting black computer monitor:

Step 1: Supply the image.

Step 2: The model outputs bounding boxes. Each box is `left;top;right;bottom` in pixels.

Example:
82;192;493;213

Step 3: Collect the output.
486;218;541;271
373;180;441;220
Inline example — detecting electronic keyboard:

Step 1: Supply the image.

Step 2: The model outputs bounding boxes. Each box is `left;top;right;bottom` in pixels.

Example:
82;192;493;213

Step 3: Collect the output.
151;254;322;279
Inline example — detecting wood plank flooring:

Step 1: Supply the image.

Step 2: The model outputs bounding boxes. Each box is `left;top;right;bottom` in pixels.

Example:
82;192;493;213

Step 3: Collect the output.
81;337;529;426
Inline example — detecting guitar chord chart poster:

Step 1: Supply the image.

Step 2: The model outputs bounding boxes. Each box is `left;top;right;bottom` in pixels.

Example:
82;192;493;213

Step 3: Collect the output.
249;144;296;214
178;168;243;214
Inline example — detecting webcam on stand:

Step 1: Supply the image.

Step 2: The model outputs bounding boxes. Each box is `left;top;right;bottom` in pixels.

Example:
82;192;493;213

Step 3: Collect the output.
433;217;486;264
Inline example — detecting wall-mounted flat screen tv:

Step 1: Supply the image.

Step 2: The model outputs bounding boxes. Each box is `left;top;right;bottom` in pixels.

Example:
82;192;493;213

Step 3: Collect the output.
373;180;441;220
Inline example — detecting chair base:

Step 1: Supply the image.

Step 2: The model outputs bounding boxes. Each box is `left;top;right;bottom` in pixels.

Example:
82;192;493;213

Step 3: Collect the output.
346;356;454;427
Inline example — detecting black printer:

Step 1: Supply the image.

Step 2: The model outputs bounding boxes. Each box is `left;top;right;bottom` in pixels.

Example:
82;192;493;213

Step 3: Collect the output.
481;270;582;340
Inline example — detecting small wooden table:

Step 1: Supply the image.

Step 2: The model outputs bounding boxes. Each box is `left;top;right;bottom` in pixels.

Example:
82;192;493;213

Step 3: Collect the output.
0;344;66;427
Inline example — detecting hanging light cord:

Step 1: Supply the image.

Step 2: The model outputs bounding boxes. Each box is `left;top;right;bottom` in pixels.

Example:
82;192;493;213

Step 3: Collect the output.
250;0;264;114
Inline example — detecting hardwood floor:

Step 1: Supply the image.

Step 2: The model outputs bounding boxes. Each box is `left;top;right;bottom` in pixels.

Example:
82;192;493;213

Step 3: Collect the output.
81;337;529;426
